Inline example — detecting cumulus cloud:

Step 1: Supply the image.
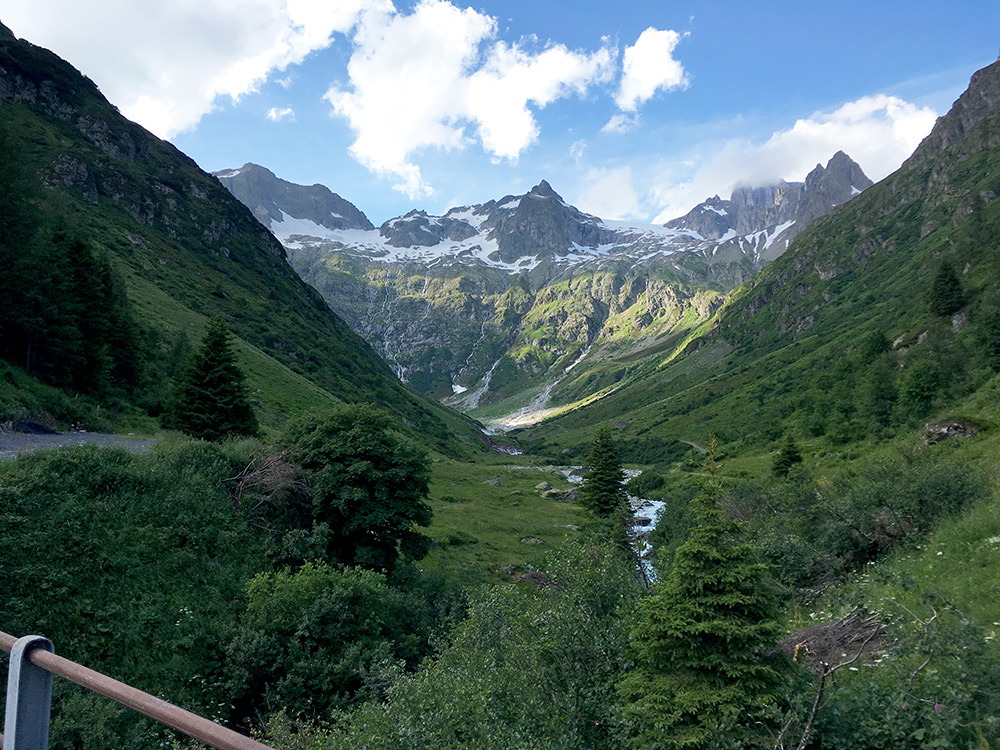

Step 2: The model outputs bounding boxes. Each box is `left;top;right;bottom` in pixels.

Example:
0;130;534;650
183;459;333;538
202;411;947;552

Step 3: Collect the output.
615;28;688;112
267;107;295;122
575;167;643;220
326;0;616;197
651;94;938;223
2;0;389;138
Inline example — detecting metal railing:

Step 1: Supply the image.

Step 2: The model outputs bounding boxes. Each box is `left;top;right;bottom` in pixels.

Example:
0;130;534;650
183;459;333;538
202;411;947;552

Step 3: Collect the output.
1;629;273;750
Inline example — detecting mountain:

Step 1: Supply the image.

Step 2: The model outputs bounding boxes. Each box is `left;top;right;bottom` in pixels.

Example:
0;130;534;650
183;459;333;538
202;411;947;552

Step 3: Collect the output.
216;154;870;420
521;57;1000;461
666;150;873;263
214;163;374;233
0;21;481;453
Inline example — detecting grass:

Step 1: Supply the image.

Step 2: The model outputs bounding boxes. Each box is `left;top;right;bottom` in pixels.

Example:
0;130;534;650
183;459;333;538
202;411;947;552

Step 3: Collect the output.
419;456;588;588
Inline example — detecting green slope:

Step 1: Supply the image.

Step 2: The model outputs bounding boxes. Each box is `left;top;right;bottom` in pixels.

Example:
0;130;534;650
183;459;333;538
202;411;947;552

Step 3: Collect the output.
524;60;1000;464
0;23;482;453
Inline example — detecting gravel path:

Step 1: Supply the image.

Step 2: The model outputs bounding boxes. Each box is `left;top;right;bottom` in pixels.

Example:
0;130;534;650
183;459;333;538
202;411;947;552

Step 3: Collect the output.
0;431;155;459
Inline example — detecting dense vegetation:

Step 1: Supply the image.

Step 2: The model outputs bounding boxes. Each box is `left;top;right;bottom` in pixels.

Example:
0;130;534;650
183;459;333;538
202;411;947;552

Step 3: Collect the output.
3;23;1000;750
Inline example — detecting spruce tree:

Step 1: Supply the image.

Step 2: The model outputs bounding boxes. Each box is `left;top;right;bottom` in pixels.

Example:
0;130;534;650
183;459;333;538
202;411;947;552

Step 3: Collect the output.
169;319;258;441
580;426;627;517
771;434;803;478
619;474;787;748
929;261;964;317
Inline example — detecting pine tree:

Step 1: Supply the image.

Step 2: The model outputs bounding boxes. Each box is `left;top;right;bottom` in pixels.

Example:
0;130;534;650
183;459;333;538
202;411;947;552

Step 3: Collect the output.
619;473;787;748
168;319;258;440
771;434;803;478
580;425;626;517
929;261;964;317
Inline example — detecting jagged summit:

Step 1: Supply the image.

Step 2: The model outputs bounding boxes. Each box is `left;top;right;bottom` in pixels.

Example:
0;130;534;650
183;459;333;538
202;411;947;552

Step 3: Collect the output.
666;151;872;261
225;156;870;283
214;162;374;237
529;179;559;199
0;22;15;41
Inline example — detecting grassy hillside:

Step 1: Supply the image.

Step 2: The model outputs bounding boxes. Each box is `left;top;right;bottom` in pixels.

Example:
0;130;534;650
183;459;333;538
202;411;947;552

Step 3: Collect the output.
523;60;1000;469
0;24;482;453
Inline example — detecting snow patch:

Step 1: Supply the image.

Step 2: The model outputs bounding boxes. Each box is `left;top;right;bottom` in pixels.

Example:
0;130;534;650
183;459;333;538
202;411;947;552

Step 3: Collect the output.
764;220;796;249
270;210;343;242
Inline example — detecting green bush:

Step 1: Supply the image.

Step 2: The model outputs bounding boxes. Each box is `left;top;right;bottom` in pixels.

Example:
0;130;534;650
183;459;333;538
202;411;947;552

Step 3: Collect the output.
225;562;434;725
279;538;642;749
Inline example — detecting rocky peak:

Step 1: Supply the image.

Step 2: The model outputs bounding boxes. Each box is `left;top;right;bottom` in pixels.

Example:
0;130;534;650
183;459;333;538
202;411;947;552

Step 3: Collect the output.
486;181;608;264
666;152;871;255
0;22;14;42
908;58;1000;163
528;179;559;199
214;163;374;234
798;151;873;225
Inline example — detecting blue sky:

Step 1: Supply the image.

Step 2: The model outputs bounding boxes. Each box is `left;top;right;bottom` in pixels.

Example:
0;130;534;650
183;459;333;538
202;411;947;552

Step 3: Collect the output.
3;1;999;224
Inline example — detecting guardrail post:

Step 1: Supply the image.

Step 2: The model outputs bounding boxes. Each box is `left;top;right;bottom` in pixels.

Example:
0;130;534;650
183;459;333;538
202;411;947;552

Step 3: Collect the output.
3;635;54;750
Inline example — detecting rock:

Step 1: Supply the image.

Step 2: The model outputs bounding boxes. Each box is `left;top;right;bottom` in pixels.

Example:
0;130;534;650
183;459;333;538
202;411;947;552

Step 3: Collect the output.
214;163;374;232
515;571;563;589
544;488;578;503
923;420;979;444
535;481;552;491
483;476;502;486
520;536;545;544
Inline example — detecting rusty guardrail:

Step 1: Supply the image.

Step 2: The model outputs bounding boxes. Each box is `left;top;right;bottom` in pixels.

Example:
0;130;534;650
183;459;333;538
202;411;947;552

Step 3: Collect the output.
1;629;272;750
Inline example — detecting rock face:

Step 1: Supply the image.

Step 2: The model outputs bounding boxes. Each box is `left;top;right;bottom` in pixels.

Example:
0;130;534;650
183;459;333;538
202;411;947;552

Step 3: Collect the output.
909;58;1000;162
214;163;374;234
218;155;870;417
666;151;873;262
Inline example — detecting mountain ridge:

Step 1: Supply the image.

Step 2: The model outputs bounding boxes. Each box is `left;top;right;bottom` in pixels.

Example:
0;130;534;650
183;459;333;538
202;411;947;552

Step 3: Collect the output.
217;153;871;418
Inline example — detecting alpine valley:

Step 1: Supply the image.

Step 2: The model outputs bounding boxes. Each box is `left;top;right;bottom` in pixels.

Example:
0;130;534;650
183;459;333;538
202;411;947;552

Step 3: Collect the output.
6;12;1000;750
216;152;872;426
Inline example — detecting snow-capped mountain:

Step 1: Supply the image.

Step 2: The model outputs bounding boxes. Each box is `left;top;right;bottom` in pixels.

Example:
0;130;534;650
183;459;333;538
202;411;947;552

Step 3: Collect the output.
215;154;871;416
219;154;870;288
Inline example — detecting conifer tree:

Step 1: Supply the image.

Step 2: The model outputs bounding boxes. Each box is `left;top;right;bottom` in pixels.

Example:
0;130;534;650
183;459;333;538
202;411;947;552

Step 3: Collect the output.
771;434;803;478
619;469;787;748
929;261;964;317
580;425;627;517
168;319;258;441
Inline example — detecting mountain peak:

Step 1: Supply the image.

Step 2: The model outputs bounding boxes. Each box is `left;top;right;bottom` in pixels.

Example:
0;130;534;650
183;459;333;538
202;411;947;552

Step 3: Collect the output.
0;22;14;42
214;163;374;233
909;58;1000;163
529;180;559;199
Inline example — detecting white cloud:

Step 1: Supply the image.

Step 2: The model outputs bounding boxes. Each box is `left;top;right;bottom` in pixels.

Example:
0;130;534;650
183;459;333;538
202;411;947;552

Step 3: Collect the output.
651;94;938;222
575;167;643;220
325;0;616;198
2;0;388;138
267;107;295;122
569;139;588;162
615;28;688;112
602;113;638;134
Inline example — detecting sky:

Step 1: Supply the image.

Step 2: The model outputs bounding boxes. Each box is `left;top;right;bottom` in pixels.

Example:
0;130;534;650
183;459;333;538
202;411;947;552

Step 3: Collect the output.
2;1;999;225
